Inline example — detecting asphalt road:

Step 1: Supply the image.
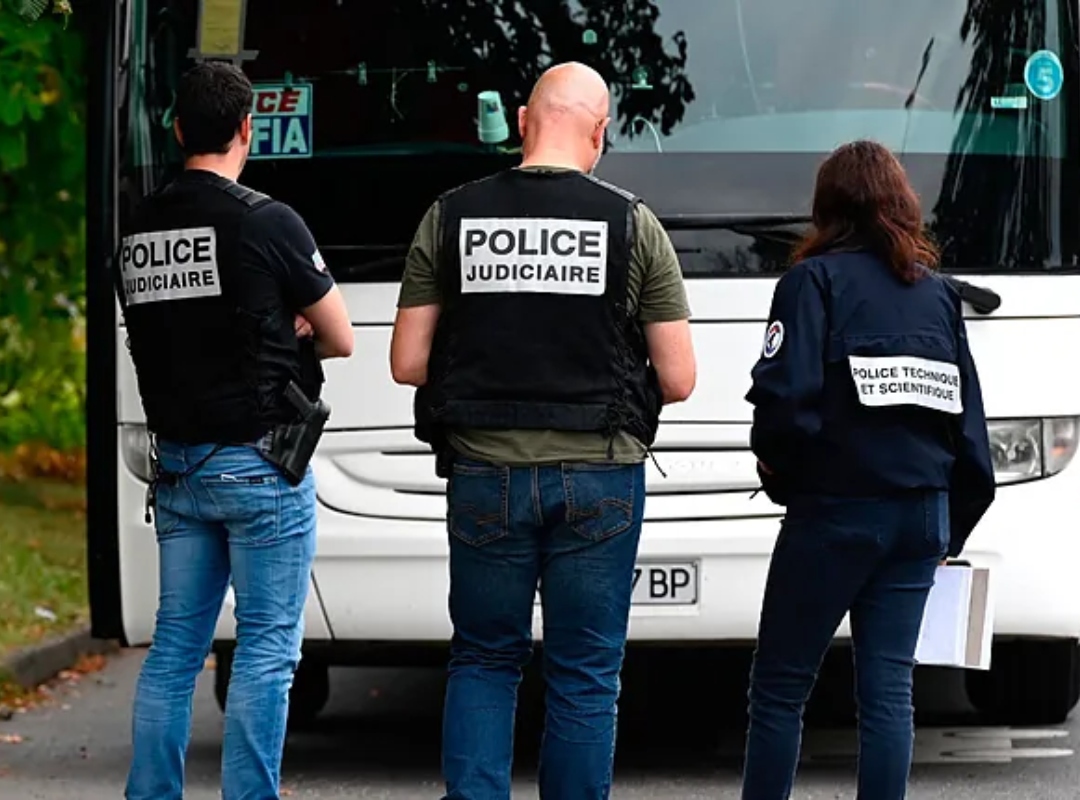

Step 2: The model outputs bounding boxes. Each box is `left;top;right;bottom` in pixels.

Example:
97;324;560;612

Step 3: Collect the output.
0;648;1077;799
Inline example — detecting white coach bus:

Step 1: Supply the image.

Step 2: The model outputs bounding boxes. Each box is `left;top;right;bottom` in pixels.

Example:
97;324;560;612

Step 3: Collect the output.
87;0;1080;726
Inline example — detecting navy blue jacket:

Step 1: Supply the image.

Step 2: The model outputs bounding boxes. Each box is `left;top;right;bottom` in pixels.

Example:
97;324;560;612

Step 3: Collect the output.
745;251;996;556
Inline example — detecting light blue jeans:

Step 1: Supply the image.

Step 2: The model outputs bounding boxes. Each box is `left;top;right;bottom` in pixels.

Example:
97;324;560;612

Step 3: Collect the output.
125;440;317;800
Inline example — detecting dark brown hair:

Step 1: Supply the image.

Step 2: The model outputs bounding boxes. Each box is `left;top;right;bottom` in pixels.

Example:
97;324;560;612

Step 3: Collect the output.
792;139;939;283
176;62;253;156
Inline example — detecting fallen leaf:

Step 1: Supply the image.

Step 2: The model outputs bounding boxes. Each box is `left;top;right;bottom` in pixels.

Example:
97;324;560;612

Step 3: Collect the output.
71;654;107;675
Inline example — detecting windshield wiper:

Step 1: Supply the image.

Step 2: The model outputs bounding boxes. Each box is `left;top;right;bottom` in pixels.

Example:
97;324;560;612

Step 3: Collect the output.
658;213;812;230
655;214;1001;314
659;213;811;249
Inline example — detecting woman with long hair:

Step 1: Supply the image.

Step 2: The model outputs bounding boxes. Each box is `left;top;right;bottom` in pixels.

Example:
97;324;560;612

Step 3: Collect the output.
740;140;996;799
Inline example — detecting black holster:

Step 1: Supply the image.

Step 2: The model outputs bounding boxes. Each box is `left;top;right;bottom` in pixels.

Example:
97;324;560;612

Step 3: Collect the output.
414;385;455;479
264;380;331;486
434;443;455;479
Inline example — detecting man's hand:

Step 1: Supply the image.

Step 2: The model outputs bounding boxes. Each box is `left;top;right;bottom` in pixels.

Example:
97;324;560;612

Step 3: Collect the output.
294;313;313;338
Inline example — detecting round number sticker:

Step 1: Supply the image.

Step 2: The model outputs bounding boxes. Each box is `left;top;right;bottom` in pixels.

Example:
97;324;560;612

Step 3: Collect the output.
1024;49;1064;101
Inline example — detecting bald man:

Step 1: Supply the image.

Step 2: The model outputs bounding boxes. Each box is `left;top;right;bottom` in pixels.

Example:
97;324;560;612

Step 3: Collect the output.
390;62;695;800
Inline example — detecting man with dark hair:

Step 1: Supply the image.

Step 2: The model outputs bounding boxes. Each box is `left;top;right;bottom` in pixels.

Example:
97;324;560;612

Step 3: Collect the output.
173;60;257;155
117;61;354;800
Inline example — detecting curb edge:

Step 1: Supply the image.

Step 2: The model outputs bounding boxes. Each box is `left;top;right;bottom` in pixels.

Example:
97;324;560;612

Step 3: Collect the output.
1;625;120;689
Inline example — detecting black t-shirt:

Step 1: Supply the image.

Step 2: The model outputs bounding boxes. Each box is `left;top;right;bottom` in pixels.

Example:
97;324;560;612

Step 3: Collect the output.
238;199;335;314
238;200;336;399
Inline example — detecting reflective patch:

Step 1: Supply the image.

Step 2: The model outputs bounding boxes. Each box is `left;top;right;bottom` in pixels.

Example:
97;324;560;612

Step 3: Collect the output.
458;217;607;295
312;248;327;273
762;320;784;358
119;227;221;306
849;355;962;414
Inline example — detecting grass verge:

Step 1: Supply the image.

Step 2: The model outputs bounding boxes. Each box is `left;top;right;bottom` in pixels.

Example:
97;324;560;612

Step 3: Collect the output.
0;478;87;658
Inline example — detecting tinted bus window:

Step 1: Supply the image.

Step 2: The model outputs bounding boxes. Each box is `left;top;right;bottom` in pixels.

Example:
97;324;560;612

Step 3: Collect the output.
120;0;1079;279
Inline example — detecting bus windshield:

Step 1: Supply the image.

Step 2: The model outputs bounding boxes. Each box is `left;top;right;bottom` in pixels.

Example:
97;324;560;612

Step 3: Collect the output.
120;0;1079;279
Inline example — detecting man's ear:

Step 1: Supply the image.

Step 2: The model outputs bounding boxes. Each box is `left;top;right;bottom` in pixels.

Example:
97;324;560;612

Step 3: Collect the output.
517;106;527;141
593;116;611;150
172;118;184;148
238;113;252;146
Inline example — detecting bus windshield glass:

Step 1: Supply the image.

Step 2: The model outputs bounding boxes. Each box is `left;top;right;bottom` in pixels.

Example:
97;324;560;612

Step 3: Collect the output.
120;0;1079;279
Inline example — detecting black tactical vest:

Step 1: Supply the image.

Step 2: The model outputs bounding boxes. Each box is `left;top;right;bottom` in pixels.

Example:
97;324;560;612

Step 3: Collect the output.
416;168;662;449
116;170;314;444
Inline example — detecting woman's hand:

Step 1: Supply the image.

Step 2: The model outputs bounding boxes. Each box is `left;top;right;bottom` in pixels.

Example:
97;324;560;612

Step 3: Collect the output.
294;314;314;338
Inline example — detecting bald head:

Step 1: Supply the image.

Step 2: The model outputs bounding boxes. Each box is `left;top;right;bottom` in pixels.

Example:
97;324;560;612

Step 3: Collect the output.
518;62;611;173
527;62;610;119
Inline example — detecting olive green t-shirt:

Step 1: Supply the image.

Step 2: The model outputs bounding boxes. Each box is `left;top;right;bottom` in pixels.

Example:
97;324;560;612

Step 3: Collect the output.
397;166;690;465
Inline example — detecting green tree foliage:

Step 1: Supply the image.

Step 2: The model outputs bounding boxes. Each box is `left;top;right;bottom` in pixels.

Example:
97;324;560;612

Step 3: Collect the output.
417;0;695;137
0;10;85;451
0;1;72;26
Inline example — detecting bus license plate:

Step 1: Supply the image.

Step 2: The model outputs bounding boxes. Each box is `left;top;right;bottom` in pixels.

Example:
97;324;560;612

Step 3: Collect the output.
631;562;698;605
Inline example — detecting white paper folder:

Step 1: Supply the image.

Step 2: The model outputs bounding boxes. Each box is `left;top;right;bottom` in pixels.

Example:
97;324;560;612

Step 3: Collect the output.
914;565;994;670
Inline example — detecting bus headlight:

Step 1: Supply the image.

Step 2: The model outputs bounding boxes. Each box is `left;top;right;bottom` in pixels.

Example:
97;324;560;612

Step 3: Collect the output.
120;424;152;482
988;417;1078;485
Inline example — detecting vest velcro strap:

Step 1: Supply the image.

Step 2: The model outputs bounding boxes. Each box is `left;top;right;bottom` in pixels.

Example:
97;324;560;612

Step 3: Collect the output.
441;400;610;432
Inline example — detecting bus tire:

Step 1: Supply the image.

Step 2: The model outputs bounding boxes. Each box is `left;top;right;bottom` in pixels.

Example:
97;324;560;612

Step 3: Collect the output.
965;640;1080;725
212;647;331;729
285;658;331;730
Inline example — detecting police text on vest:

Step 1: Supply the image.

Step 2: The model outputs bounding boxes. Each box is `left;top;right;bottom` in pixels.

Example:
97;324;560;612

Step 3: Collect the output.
119;227;221;306
848;355;963;414
459;217;607;295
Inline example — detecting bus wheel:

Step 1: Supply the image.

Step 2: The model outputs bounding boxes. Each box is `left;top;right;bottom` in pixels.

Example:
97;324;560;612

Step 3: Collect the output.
286;658;331;730
965;640;1080;726
212;647;331;729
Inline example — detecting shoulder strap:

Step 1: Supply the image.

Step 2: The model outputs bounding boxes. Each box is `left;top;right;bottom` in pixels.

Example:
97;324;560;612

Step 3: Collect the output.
154;172;273;210
210;175;273;210
581;172;639;204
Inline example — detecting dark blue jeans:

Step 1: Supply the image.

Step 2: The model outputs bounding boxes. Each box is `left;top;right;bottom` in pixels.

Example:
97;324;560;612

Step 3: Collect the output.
742;490;949;800
441;458;646;800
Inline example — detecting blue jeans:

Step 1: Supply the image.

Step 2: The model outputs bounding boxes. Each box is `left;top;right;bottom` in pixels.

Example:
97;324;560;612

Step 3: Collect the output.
125;440;317;800
441;458;646;800
742;490;949;800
